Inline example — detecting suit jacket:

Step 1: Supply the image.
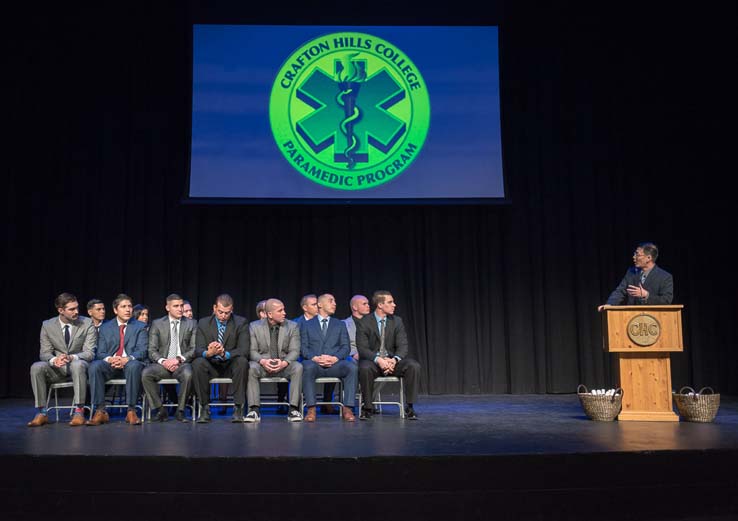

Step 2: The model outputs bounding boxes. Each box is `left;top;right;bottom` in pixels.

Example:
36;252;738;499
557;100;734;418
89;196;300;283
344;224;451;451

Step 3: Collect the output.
95;319;148;361
356;313;409;361
148;315;197;362
249;319;301;362
195;314;249;359
343;316;361;357
300;315;350;361
606;265;674;305
39;316;95;363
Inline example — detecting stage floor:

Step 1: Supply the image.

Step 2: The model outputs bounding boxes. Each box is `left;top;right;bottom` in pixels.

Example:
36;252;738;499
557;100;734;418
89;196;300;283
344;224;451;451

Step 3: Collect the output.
2;394;737;521
2;393;737;458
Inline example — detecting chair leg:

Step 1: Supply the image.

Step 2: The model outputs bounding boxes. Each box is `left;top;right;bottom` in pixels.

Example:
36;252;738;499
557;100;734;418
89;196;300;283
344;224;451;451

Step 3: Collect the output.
399;379;405;419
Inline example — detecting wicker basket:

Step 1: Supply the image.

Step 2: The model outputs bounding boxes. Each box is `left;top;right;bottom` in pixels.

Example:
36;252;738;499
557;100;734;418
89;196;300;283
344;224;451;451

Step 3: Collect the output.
577;384;623;421
673;386;720;422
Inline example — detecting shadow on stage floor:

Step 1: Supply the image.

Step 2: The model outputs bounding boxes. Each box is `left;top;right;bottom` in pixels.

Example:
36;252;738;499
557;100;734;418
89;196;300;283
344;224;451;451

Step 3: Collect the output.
1;394;737;521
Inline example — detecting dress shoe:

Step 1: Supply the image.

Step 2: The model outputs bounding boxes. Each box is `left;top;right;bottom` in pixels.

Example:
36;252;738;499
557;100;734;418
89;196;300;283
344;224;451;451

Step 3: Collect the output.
86;409;109;426
69;412;86;427
405;406;419;420
149;408;169;423
231;404;244;423
125;410;142;425
27;413;48;427
175;409;188;422
359;408;373;421
341;408;356;422
197;406;211;423
305;406;317;422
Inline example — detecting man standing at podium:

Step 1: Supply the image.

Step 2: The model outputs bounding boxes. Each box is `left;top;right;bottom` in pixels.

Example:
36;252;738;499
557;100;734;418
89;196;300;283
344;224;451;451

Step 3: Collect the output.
598;242;673;310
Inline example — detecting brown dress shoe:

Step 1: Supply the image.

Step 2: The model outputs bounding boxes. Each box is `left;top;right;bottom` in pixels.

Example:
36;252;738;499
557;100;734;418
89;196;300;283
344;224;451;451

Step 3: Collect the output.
69;412;86;426
305;406;317;422
125;410;142;425
86;409;109;426
342;408;356;422
27;413;49;427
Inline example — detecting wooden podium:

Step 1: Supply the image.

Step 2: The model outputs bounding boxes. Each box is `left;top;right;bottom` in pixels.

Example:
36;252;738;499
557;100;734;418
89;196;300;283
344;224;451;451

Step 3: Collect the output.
602;305;683;421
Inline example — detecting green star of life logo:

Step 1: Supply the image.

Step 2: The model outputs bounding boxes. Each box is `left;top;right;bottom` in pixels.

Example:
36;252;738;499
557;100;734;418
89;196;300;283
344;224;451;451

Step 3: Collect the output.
270;32;430;191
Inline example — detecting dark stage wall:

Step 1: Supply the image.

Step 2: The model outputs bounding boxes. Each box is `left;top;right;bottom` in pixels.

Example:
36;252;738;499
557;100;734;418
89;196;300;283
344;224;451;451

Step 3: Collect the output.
3;2;736;397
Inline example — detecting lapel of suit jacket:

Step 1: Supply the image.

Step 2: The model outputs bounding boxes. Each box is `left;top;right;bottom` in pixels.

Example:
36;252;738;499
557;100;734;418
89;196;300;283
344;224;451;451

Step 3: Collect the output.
49;320;65;351
124;321;136;349
222;317;235;347
277;323;287;355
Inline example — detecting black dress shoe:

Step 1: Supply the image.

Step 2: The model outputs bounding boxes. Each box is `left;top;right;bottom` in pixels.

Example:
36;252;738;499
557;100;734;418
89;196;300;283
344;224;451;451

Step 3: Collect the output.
197;406;211;423
175;410;188;422
149;408;169;423
359;408;373;420
405;406;418;420
231;404;244;422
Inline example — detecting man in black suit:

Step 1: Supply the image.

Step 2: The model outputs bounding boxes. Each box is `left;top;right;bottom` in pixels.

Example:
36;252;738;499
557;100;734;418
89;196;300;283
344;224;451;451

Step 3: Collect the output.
599;242;673;310
356;290;421;420
192;293;250;423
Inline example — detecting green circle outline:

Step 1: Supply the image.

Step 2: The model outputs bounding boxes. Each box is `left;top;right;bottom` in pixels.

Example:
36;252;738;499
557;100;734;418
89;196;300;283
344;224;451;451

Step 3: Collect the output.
270;32;430;191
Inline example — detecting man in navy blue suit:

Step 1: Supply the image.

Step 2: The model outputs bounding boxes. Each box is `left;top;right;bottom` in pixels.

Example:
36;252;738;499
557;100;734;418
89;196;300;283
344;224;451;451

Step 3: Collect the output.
301;293;358;422
86;293;148;426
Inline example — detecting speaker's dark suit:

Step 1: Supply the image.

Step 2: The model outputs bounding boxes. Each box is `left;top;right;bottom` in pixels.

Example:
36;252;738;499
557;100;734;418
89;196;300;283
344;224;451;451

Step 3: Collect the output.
606;265;674;305
300;315;357;407
192;314;250;406
356;313;421;406
88;319;148;407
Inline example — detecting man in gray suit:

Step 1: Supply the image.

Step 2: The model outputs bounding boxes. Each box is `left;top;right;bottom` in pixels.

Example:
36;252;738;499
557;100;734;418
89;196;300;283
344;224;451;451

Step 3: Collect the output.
246;299;303;422
142;293;197;422
28;293;95;427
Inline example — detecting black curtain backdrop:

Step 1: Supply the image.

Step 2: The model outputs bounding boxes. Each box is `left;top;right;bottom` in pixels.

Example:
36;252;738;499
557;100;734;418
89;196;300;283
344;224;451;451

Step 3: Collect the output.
4;2;736;397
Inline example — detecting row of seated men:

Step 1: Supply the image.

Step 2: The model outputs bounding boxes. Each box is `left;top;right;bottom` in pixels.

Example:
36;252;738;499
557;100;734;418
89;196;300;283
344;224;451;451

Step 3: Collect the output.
28;290;421;427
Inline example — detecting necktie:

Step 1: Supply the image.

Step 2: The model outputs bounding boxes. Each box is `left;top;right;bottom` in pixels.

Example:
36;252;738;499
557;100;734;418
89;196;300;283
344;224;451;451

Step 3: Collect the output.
115;324;125;357
63;325;70;347
168;321;180;360
321;318;328;336
640;271;647;285
379;318;388;357
269;326;279;359
217;322;225;345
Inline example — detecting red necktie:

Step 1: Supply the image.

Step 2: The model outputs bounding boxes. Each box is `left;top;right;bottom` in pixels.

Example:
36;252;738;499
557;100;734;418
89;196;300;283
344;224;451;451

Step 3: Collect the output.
115;324;125;356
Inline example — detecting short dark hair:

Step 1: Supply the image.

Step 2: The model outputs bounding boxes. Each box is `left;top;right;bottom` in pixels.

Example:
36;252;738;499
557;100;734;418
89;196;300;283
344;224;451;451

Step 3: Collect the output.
166;293;183;303
215;293;234;307
639;242;659;261
86;298;103;311
54;293;77;310
112;293;133;310
300;294;317;307
183;300;191;306
371;290;392;308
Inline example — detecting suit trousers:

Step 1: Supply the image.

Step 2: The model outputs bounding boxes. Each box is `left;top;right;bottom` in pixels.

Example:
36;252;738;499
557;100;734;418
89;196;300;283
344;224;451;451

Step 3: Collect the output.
88;359;145;407
30;359;89;407
359;358;421;408
191;356;248;406
247;361;303;408
141;362;193;411
302;359;358;407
